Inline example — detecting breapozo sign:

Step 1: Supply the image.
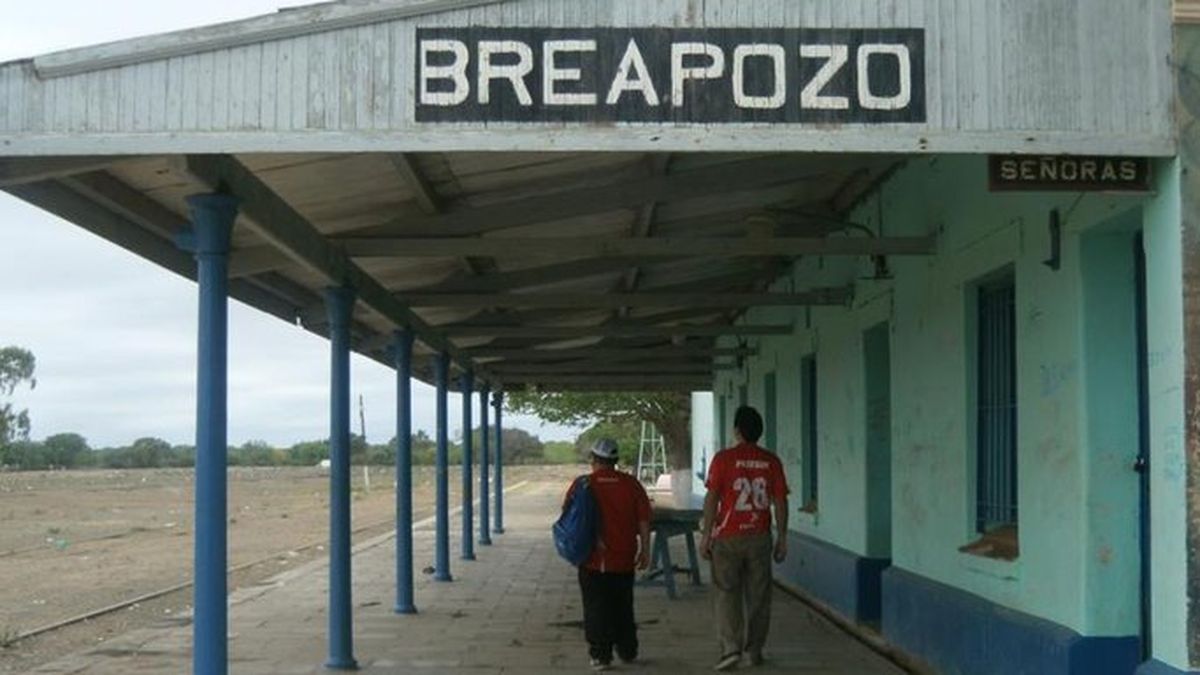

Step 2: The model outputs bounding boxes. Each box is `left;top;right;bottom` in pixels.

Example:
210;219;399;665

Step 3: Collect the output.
415;28;926;124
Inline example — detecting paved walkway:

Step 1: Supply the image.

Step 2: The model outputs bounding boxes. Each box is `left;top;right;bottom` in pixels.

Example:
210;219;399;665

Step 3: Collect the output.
29;480;906;674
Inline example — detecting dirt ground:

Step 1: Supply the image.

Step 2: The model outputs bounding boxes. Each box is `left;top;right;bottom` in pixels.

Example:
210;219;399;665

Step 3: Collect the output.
0;464;582;673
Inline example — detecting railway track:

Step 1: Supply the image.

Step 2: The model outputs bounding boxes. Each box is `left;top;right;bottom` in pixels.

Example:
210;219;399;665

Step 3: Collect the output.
5;512;404;647
5;479;532;648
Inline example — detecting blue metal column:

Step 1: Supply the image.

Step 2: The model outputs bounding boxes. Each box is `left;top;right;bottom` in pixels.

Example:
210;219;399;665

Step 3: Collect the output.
460;371;475;561
434;352;452;581
325;286;358;671
478;383;492;546
493;391;505;535
185;193;237;675
392;330;416;615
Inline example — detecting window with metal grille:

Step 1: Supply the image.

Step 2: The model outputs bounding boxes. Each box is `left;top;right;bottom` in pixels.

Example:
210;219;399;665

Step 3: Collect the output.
975;276;1018;533
764;371;777;450
801;355;818;509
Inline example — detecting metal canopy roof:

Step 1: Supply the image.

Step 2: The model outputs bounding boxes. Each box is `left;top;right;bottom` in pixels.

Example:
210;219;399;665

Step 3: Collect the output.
2;149;913;390
0;0;1173;390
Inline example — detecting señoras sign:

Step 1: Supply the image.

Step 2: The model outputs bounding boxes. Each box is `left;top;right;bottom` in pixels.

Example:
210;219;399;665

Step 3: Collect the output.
415;28;925;124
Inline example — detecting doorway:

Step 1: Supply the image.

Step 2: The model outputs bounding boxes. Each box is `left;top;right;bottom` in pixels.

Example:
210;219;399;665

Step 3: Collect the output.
864;322;893;558
1134;232;1152;658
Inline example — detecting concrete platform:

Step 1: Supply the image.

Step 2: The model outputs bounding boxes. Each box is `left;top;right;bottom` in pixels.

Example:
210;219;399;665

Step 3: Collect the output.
27;479;907;674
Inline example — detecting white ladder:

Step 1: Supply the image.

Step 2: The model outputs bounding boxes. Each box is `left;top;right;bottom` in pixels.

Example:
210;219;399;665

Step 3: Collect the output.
636;421;668;485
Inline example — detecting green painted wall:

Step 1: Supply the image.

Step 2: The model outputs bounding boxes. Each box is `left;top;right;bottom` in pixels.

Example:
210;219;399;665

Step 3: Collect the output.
1143;158;1189;669
715;155;1159;641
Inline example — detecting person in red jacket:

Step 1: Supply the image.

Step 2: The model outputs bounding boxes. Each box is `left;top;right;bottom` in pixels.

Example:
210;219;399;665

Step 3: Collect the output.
562;438;652;671
700;406;790;671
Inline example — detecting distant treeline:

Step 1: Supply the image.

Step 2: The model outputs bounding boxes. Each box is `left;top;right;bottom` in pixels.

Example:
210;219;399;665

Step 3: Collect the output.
0;427;588;472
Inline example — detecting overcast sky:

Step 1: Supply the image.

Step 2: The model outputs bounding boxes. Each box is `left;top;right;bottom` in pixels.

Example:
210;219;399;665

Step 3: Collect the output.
0;1;583;448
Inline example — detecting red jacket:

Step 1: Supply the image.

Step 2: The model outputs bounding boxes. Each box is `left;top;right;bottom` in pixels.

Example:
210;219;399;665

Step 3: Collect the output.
564;467;651;573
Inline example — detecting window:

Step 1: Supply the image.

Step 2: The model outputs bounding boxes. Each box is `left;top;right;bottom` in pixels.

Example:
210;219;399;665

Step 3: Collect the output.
801;355;818;511
763;372;777;450
975;275;1018;535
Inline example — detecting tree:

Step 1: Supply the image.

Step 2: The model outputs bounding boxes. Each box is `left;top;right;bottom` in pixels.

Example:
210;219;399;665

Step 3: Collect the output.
128;437;171;468
575;420;640;467
42;432;90;468
506;391;691;469
0;346;36;447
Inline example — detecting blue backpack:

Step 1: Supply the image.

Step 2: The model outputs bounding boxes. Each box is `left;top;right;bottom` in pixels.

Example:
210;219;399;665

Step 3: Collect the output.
553;475;600;566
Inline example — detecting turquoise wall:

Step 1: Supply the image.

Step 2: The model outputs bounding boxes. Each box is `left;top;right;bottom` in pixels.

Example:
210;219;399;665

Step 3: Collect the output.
1143;159;1189;670
714;155;1159;641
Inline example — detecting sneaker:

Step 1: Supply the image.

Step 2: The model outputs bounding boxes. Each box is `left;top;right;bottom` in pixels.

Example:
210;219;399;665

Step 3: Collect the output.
714;652;741;671
618;653;637;664
590;657;613;671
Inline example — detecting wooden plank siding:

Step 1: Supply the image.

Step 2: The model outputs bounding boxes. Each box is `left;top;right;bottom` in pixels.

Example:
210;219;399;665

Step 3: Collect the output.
0;0;1174;156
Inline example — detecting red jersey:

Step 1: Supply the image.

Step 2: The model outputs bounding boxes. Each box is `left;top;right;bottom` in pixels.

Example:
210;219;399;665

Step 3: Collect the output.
706;443;789;540
563;467;651;573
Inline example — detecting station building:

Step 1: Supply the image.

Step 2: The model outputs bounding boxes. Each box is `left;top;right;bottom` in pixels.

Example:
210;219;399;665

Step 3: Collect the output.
0;1;1194;673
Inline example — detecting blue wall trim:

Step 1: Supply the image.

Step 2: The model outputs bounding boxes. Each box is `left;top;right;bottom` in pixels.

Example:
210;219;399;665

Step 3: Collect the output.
882;567;1140;675
773;531;890;623
1137;660;1200;675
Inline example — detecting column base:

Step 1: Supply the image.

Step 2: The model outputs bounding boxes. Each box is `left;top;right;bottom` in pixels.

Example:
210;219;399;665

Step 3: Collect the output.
479;537;493;546
324;657;359;671
435;573;454;582
393;604;417;615
493;527;505;534
462;553;477;561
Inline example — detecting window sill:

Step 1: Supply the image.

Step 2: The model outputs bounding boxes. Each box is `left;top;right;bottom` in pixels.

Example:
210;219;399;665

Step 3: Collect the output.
959;525;1020;562
795;502;819;527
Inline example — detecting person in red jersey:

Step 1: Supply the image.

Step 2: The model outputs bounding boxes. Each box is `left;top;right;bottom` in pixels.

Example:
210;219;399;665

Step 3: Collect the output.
700;406;790;671
562;438;652;671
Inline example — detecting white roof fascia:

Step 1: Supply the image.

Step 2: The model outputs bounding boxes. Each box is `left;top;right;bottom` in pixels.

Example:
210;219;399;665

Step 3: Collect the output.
30;0;507;79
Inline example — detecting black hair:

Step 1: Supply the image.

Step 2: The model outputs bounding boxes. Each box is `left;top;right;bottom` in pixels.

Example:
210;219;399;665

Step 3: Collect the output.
592;455;618;466
734;405;764;443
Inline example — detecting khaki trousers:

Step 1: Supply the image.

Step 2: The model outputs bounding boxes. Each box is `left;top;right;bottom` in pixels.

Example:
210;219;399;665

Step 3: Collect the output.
710;533;773;657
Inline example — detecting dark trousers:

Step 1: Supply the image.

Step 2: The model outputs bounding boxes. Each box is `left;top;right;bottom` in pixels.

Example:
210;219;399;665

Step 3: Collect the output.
578;568;637;662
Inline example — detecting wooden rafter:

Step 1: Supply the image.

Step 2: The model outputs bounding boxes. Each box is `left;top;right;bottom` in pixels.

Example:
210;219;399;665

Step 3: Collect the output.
401;289;849;308
440;324;792;339
342;236;936;258
183;154;481;377
338;155;849;239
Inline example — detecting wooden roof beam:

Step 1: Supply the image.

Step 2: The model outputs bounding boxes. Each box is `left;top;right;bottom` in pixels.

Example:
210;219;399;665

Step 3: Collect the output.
441;323;792;339
0;157;138;188
338;155;848;239
466;346;753;361
401;288;849;309
183;154;482;376
343;236;936;258
507;382;712;393
388;152;493;278
487;362;734;375
498;375;713;388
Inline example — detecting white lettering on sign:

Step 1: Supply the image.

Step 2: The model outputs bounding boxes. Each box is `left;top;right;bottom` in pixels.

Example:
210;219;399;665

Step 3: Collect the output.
799;44;850;110
478;40;534;105
606;38;659;106
732;44;786;110
991;156;1150;192
671;42;726;107
419;39;469;106
415;28;926;124
544;39;597;106
858;44;912;110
